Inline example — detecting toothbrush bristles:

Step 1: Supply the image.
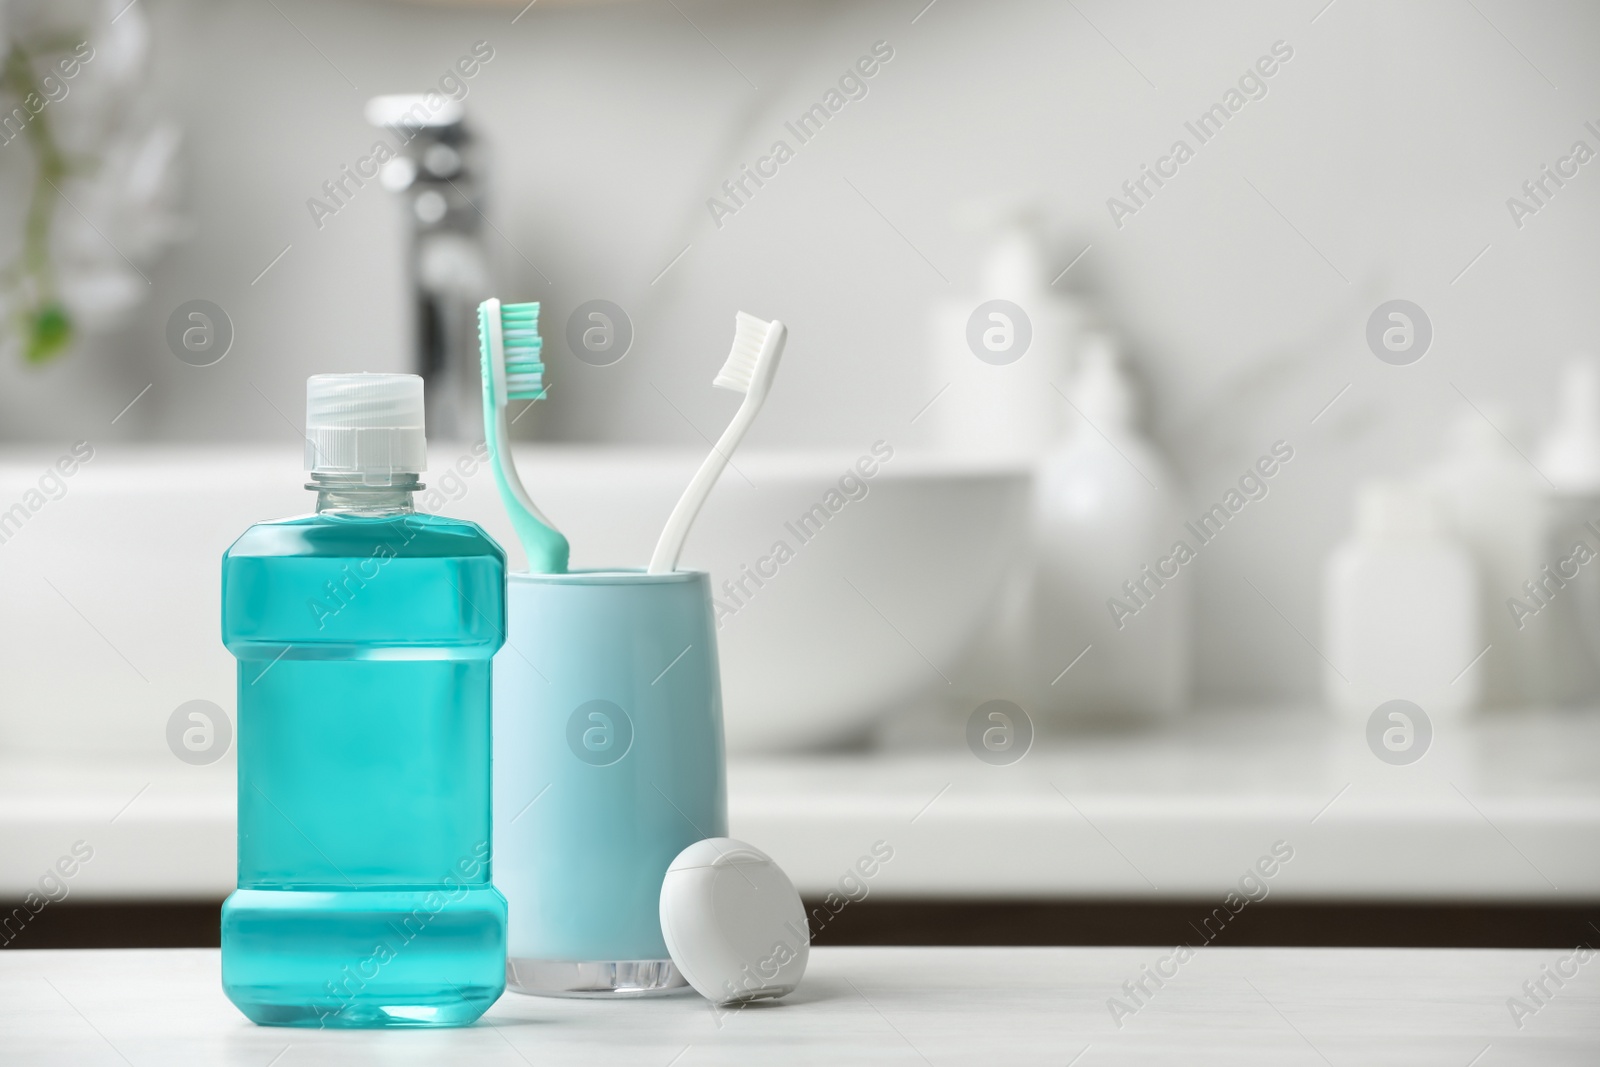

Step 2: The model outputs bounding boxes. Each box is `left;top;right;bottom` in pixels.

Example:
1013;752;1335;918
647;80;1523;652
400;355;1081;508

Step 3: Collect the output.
713;311;769;394
497;301;546;401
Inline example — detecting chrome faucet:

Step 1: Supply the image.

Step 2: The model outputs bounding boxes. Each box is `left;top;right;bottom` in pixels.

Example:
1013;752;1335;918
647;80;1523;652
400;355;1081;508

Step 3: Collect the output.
366;95;492;441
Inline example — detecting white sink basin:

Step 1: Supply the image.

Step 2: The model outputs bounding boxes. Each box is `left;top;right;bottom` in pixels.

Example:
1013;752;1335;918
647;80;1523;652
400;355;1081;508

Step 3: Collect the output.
0;445;1027;755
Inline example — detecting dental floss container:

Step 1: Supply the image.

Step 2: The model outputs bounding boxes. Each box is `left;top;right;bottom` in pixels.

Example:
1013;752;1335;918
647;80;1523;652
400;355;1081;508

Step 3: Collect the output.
659;838;809;1005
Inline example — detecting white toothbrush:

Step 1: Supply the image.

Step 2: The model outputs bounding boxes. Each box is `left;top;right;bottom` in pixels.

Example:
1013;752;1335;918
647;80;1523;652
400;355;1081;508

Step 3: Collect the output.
648;312;787;574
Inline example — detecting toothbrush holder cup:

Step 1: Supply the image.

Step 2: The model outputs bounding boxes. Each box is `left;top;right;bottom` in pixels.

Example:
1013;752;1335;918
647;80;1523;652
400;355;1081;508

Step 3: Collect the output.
493;569;727;997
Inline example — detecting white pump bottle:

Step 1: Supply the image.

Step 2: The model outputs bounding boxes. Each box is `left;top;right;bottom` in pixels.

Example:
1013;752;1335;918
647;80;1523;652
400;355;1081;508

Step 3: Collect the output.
921;205;1079;460
1031;335;1188;724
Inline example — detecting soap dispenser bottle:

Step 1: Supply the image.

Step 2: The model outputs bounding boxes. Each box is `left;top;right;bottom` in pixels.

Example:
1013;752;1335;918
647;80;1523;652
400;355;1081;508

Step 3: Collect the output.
1323;480;1481;719
1032;334;1188;723
1427;408;1542;709
1534;355;1600;705
220;374;508;1028
922;204;1081;460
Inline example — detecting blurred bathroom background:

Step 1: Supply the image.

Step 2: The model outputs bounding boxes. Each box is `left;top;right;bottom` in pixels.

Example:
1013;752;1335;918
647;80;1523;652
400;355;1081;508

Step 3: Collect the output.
2;0;1598;948
7;0;1600;703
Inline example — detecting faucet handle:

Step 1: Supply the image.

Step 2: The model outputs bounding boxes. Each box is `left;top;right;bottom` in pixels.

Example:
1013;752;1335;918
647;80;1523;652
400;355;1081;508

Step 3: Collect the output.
365;93;465;132
365;94;473;193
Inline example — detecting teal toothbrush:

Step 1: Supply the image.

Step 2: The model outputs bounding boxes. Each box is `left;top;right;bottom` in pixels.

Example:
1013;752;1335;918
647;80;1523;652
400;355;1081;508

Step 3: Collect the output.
478;298;569;573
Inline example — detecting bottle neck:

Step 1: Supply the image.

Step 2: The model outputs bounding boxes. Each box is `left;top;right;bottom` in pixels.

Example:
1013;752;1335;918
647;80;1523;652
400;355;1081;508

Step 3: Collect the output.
307;472;422;516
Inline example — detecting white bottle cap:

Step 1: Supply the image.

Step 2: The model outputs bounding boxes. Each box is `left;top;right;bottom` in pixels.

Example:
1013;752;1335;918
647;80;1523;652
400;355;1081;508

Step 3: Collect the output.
1070;333;1137;430
1355;479;1440;539
953;198;1046;299
304;373;427;479
659;838;808;1005
981;223;1045;300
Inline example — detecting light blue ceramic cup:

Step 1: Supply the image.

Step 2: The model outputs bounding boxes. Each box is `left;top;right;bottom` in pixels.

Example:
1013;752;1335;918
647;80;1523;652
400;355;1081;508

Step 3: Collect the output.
492;570;727;997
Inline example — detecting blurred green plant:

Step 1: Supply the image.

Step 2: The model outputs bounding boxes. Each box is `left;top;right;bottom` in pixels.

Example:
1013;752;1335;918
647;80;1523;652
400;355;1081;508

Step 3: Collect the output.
2;38;77;365
0;3;180;377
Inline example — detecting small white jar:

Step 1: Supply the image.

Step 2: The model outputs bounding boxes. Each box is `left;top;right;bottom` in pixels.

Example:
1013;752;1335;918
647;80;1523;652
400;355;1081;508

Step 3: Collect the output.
1324;480;1481;718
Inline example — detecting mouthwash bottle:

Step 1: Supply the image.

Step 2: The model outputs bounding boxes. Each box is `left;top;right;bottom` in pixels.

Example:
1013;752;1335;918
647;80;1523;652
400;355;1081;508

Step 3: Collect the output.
221;374;507;1027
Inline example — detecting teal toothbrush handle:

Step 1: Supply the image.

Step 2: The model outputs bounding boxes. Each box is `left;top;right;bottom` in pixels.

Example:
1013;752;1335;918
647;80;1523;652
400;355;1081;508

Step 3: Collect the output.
483;393;569;575
495;460;569;573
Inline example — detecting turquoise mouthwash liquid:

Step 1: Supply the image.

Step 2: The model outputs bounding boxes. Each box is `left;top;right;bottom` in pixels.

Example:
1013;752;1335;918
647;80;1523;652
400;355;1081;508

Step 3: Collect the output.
220;374;507;1027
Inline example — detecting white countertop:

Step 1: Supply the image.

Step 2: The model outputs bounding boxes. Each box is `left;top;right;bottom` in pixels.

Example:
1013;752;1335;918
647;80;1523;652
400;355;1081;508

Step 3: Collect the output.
2;946;1596;1064
4;709;1598;901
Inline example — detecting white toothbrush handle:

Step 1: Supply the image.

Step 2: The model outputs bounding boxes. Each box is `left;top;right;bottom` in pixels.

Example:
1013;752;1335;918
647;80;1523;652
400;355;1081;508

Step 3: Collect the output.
648;398;759;574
